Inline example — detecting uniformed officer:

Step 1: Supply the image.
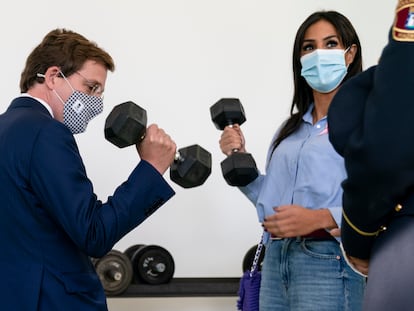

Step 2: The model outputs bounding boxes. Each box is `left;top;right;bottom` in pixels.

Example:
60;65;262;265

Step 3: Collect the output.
328;0;414;309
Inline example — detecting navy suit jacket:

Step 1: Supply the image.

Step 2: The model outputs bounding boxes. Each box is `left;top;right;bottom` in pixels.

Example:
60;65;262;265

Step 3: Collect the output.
0;96;175;310
328;24;414;258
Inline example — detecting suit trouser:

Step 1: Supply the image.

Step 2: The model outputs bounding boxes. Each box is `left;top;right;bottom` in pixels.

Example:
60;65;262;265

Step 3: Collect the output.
363;215;414;311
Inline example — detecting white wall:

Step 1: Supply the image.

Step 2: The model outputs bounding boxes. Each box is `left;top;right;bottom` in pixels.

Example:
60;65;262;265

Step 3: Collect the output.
1;1;395;310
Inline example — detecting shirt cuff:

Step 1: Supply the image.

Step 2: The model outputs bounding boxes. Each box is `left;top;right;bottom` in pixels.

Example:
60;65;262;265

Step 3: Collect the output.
327;206;342;228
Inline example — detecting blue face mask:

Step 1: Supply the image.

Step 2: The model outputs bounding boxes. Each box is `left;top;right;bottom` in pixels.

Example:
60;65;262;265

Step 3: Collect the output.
300;48;349;93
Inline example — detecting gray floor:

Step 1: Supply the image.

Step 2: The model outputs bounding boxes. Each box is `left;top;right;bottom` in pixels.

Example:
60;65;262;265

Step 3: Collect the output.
107;297;237;311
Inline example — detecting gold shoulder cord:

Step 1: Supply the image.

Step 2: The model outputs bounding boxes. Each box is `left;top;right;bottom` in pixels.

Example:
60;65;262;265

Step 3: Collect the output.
342;210;386;237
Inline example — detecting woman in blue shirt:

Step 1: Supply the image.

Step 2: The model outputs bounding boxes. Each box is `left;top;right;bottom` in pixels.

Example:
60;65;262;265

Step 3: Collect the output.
219;11;366;311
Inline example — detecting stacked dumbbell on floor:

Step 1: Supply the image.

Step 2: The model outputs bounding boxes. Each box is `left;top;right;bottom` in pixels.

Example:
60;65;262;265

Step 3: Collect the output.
92;244;175;296
92;243;265;297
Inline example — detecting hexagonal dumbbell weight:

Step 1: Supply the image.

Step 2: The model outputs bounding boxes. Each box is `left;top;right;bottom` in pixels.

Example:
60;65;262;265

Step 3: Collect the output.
104;101;147;148
93;249;133;296
104;101;212;188
210;98;258;186
170;144;212;188
129;244;175;285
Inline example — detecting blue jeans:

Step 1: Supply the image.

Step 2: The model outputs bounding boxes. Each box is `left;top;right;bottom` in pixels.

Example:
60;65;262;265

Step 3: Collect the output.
259;238;366;311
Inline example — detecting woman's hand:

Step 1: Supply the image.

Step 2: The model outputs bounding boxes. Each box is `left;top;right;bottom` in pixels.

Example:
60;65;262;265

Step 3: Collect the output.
219;124;246;156
263;205;335;238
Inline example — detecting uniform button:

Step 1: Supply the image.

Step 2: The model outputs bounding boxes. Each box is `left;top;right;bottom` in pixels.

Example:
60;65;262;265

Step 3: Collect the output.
395;204;403;212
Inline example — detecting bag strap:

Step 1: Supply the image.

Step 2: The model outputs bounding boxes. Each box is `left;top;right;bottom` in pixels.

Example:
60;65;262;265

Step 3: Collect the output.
250;231;264;276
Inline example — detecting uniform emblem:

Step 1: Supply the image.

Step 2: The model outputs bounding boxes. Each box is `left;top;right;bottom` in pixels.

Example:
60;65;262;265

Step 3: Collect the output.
393;0;414;41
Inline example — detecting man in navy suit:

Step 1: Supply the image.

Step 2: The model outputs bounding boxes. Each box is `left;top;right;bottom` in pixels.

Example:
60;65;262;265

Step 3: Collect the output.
0;28;177;310
328;0;414;309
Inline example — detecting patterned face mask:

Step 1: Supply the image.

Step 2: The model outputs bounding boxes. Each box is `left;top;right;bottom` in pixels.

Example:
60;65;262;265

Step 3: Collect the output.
53;72;104;134
62;91;103;134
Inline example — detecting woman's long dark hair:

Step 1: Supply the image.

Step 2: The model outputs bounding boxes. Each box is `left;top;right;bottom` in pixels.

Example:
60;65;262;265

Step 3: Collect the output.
272;11;362;152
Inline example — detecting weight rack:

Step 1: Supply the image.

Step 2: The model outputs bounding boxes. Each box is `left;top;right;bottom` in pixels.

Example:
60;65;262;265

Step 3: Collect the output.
113;277;240;297
94;244;258;298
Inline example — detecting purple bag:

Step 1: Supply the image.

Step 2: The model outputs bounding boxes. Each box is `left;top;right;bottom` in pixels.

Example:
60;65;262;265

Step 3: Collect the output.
237;235;264;311
237;269;261;311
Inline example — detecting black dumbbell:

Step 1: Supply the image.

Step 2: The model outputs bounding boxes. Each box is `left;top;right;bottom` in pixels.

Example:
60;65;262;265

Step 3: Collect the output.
210;98;258;186
128;244;175;285
93;249;133;296
104;101;212;188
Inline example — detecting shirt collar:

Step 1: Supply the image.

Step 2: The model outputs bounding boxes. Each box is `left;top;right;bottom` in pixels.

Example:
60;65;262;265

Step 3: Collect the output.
302;103;327;125
303;103;315;124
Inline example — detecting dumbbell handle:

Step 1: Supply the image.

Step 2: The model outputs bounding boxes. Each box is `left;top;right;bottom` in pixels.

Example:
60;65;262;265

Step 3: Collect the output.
151;262;166;273
226;124;242;154
173;149;198;165
106;269;122;281
174;151;184;163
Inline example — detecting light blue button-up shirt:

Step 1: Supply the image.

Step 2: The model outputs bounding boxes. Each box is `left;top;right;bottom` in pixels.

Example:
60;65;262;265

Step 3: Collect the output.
241;104;344;240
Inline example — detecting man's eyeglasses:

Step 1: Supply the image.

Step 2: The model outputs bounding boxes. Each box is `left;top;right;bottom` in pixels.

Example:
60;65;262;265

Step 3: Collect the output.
75;71;104;98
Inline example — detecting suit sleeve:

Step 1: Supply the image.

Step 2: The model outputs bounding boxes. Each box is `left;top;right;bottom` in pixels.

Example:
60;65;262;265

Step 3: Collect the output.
328;18;414;258
328;66;376;157
30;122;175;258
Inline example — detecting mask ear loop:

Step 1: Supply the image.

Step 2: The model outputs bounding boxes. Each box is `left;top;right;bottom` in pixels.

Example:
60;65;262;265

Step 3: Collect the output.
39;71;72;105
35;72;65;103
343;46;353;69
52;70;77;105
36;71;76;93
58;71;76;92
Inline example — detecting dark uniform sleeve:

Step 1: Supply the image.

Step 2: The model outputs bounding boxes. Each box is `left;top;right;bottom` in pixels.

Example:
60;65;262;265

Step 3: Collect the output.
328;1;414;259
